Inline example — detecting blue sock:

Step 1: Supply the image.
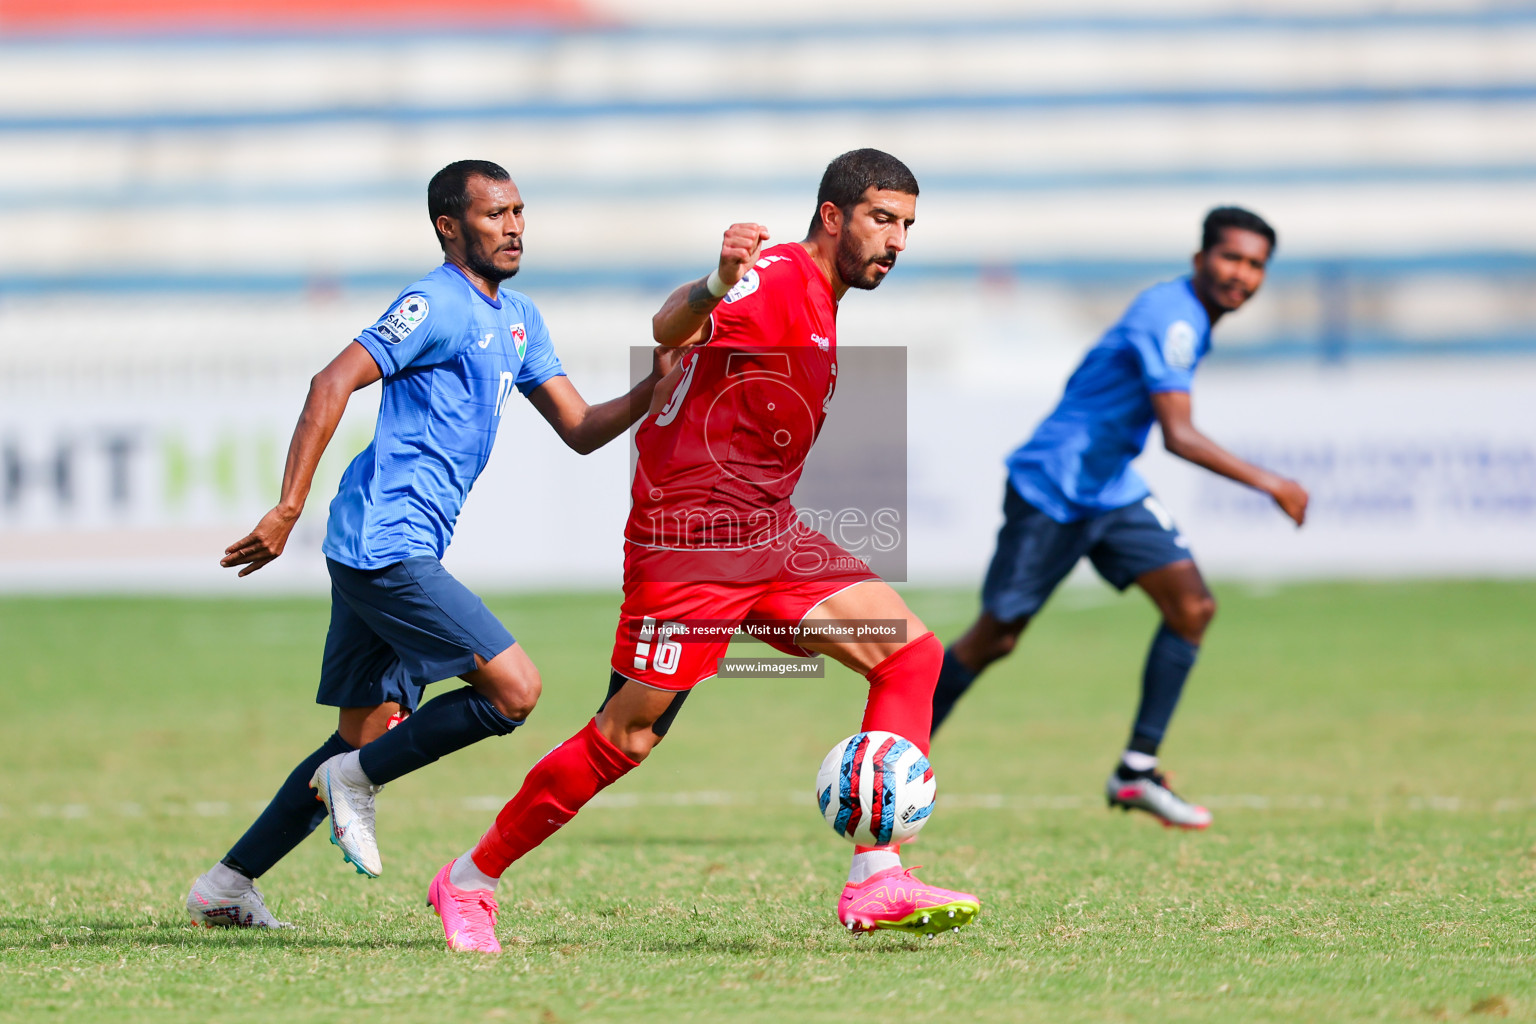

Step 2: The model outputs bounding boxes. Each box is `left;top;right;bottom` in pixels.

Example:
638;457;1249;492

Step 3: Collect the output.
223;731;354;879
357;686;522;786
1130;624;1201;753
931;648;981;732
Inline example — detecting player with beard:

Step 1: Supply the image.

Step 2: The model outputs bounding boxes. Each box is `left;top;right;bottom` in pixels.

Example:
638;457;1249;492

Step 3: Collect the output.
186;160;679;927
422;149;982;952
930;207;1309;829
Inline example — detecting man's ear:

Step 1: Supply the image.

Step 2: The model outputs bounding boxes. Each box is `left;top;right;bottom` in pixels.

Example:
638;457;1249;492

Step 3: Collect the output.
436;215;460;244
818;201;843;237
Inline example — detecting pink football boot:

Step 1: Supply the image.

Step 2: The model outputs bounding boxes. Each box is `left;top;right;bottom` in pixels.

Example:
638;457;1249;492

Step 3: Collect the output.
427;860;502;953
837;866;980;936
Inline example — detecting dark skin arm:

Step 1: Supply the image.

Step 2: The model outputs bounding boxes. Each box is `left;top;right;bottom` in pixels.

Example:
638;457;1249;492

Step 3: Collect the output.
1152;390;1308;525
220;341;383;576
223;337;677;575
526;346;682;455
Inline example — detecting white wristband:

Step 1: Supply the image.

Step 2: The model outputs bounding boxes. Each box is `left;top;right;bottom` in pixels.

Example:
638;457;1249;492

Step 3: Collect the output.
705;268;730;298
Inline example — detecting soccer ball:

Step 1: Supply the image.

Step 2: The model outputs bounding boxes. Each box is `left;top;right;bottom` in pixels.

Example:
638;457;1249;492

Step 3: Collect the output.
815;731;936;845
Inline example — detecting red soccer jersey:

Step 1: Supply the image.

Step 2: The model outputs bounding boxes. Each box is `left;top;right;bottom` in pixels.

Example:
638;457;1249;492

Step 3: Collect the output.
628;242;839;550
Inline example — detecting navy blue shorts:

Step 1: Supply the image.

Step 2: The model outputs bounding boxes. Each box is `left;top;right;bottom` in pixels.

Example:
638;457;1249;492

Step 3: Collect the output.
980;483;1193;623
316;556;515;712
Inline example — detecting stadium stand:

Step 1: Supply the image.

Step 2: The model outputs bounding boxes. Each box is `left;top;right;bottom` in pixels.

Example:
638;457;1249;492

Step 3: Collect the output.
0;3;1532;589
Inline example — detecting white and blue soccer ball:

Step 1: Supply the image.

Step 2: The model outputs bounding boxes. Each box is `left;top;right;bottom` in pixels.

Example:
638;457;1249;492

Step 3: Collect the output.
815;731;936;846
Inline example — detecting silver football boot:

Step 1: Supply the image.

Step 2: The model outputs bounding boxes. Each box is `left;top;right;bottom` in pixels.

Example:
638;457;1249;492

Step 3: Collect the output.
186;872;290;928
310;753;383;877
1106;769;1213;829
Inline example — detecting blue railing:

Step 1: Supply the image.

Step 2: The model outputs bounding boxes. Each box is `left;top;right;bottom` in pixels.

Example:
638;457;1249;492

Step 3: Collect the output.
2;163;1534;210
4;84;1536;134
2;254;1531;362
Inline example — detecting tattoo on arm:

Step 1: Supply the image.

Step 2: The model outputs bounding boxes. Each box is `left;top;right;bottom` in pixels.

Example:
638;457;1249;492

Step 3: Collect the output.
685;278;715;315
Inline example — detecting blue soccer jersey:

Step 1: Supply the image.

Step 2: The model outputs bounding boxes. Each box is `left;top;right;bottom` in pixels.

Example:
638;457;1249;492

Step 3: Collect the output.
322;263;566;569
1006;277;1211;523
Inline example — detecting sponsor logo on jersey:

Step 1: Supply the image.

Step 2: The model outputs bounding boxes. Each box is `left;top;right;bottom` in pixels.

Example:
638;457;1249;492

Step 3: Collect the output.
721;269;760;304
811;333;830;352
377;294;429;344
1163;320;1197;370
510;323;527;360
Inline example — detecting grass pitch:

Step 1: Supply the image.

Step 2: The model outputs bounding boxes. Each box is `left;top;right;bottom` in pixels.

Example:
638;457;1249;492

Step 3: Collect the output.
2;581;1533;1022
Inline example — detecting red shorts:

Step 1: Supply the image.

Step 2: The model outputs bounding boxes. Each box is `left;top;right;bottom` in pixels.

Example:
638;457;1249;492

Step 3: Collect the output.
610;529;881;691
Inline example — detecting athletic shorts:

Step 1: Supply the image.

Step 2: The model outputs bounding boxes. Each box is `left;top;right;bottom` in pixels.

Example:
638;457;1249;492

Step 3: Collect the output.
316;556;516;712
610;529;881;692
980;483;1193;623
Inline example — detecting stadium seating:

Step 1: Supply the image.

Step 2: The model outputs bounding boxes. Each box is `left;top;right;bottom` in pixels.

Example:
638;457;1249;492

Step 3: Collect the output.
0;4;1531;590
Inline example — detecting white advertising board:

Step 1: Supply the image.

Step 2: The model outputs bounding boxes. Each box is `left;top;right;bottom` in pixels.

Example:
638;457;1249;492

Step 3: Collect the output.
1;359;1532;592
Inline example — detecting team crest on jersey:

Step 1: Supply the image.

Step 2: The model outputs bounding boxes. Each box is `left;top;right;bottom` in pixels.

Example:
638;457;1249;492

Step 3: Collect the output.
377;294;429;344
1163;320;1197;370
721;269;760;304
509;323;527;360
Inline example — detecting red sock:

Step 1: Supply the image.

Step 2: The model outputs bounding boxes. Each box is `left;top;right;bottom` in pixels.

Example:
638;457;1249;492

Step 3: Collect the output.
860;631;940;757
854;632;941;858
470;718;638;876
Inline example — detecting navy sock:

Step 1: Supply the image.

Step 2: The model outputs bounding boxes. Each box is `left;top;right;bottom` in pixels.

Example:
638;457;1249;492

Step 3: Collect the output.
1130;624;1200;755
223;731;354;879
931;648;981;733
357;686;522;786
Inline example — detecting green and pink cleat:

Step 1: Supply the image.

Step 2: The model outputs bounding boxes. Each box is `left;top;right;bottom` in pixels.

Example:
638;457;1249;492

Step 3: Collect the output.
837;866;980;937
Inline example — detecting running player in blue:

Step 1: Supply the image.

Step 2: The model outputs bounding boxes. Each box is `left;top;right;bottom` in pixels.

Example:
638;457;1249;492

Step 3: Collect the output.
931;207;1309;829
187;160;678;928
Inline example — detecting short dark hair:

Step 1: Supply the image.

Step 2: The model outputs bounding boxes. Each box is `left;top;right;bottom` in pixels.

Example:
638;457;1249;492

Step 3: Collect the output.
809;149;920;235
1202;206;1277;254
428;160;511;248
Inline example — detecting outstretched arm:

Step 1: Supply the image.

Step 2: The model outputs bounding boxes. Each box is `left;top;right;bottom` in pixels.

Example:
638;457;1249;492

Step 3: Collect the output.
651;222;771;347
527;346;683;455
220;341;383;576
1151;390;1309;526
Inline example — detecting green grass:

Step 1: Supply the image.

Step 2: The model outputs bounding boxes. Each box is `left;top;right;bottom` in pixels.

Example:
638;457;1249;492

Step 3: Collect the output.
2;581;1534;1022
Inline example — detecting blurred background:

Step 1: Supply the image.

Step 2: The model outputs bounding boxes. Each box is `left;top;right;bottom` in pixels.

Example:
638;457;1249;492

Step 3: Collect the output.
1;0;1533;593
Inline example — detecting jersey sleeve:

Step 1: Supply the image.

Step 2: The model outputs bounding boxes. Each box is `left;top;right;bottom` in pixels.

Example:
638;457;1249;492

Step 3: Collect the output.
355;288;459;377
707;260;796;349
1128;314;1200;394
514;301;566;396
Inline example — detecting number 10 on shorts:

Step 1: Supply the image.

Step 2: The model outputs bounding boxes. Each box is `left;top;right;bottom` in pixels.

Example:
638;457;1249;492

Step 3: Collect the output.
634;616;684;675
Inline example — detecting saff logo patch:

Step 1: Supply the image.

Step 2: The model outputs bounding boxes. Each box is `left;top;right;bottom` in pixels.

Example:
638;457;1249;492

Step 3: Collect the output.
509;323;527;360
722;270;760;304
377;294;429;344
1163;320;1197;370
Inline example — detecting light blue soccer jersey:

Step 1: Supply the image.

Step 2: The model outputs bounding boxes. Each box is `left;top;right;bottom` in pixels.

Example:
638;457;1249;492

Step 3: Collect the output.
322;263;565;569
1006;277;1211;523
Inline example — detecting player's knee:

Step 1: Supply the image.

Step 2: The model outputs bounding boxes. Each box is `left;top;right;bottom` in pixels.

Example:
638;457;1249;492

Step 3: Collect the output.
488;670;541;722
977;618;1026;664
1169;592;1216;639
613;727;660;763
988;630;1021;661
